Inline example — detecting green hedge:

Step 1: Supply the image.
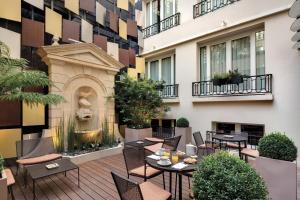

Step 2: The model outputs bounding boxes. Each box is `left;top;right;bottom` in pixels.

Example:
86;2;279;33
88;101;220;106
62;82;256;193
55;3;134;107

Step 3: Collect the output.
193;151;268;200
258;132;297;161
176;117;189;127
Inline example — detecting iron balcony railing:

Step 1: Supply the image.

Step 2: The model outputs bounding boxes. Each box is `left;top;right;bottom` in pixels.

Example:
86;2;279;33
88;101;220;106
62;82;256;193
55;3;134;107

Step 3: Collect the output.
192;74;272;97
160;84;179;98
193;0;240;18
143;13;180;38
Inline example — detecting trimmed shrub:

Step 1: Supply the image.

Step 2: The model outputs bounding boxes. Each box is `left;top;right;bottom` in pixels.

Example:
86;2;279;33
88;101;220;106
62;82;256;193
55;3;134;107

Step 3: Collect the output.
176;117;189;127
193;151;268;200
258;132;297;162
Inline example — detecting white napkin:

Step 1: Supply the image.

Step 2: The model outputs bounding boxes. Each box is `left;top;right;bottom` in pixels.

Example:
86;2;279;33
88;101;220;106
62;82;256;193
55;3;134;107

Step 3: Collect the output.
147;154;160;160
172;162;188;170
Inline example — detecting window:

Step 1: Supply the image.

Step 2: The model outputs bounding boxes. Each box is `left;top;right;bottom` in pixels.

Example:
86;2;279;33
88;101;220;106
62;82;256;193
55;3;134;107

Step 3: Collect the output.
146;3;150;26
150;60;159;81
256;31;265;75
146;55;175;85
210;43;226;76
232;36;251;75
199;30;266;81
163;0;174;18
200;47;207;81
152;0;158;24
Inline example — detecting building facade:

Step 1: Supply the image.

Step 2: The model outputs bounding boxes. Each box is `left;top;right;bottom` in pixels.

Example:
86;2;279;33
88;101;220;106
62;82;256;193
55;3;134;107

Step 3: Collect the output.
0;0;144;158
140;0;300;161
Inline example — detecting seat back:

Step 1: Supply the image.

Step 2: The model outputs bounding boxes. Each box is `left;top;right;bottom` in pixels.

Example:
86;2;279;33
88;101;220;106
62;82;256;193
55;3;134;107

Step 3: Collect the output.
162;135;181;151
198;147;215;157
111;171;143;200
193;131;204;147
123;147;145;174
16;137;56;159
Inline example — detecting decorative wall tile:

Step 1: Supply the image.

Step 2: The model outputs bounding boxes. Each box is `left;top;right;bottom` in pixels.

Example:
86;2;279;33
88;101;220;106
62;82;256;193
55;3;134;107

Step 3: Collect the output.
0;101;21;127
109;11;118;33
0;27;21;58
138;30;144;48
24;0;44;10
136;57;145;74
22;18;44;48
135;9;143;27
81;19;93;43
119;48;129;66
96;2;106;25
127;19;137;37
117;0;128;11
119;19;127;40
0;0;21;22
45;7;62;38
62;19;80;43
129;48;136;66
65;0;79;15
94;35;107;51
80;0;95;13
107;42;119;61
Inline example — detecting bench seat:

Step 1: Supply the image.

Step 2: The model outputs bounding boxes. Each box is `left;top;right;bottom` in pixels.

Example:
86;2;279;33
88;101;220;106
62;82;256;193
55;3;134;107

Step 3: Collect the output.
16;154;62;165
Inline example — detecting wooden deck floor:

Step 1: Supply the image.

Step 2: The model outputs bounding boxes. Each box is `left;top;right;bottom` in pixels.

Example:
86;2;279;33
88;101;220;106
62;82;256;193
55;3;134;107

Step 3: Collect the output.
9;154;300;200
11;154;191;200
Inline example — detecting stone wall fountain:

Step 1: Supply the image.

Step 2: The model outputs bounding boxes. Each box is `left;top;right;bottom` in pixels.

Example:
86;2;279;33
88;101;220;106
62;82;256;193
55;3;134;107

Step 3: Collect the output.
38;43;124;150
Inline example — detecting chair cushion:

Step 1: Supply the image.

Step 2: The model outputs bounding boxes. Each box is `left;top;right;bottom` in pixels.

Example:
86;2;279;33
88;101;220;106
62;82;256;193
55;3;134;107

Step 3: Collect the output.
16;153;62;165
4;169;15;186
144;143;163;153
241;148;259;158
129;166;161;178
145;137;164;143
140;182;171;200
226;142;239;148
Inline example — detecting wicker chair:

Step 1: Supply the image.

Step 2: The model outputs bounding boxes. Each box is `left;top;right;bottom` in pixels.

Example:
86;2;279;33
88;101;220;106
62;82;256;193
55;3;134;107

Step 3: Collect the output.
111;171;171;200
123;146;165;188
226;132;248;149
193;131;206;149
205;131;226;149
144;136;181;153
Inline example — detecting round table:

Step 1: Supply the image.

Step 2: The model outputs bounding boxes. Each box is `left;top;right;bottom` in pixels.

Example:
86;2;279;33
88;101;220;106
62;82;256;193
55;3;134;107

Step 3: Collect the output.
212;134;247;159
145;156;199;200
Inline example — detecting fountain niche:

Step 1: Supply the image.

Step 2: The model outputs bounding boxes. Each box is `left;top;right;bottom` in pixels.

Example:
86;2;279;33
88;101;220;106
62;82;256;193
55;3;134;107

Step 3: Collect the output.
38;43;124;143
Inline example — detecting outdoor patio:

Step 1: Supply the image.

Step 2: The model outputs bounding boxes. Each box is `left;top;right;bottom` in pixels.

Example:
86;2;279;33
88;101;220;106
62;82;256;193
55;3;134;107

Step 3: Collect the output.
11;153;193;200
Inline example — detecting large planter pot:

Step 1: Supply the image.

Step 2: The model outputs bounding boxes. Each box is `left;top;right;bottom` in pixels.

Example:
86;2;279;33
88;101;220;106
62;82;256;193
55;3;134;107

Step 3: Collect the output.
252;157;297;200
125;128;152;142
175;127;192;151
229;75;243;84
0;170;7;200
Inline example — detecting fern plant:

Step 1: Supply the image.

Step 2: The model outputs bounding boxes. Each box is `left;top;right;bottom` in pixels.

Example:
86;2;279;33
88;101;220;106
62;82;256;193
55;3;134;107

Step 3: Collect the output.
0;41;64;105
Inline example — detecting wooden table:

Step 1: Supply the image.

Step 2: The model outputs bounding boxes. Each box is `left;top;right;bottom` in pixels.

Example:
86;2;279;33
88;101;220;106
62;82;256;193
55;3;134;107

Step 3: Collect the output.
212;134;247;158
26;158;79;200
146;156;199;200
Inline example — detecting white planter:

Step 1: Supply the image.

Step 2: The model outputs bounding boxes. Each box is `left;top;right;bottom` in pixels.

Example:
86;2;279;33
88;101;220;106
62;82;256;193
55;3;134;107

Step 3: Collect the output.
0;170;7;200
175;127;192;151
64;145;123;165
125;128;152;142
253;157;297;200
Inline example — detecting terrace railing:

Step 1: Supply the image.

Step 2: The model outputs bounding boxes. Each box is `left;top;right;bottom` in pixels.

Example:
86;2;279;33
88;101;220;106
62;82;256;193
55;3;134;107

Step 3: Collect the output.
143;13;180;38
193;0;240;18
160;84;179;98
192;74;272;97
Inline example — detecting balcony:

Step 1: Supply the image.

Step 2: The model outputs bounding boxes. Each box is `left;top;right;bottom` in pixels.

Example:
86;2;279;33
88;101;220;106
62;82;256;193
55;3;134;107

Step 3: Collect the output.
160;84;179;98
143;13;181;38
192;74;272;98
193;0;240;19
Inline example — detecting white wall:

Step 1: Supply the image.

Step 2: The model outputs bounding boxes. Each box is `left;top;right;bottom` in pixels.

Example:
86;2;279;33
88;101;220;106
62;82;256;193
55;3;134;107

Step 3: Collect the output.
156;12;300;162
142;0;293;53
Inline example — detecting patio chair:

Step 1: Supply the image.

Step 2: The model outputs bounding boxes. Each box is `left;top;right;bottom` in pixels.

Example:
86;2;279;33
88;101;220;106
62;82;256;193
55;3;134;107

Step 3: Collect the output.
205;131;226;149
111;171;171;200
16;137;62;175
123;146;165;188
144;136;181;154
193;131;206;150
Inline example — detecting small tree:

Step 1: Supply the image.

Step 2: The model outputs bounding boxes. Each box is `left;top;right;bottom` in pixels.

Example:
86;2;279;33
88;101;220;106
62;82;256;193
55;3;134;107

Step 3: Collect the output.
115;73;169;129
0;41;64;105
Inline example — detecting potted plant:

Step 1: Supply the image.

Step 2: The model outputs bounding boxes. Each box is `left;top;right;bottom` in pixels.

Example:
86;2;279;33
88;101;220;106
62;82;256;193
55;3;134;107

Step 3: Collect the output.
228;69;243;84
211;72;229;86
0;155;7;200
253;132;298;200
115;73;169;142
193;151;268;200
175;117;192;151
